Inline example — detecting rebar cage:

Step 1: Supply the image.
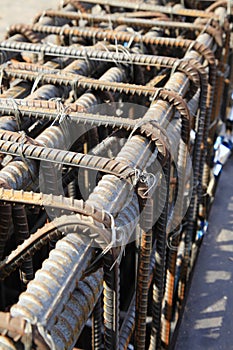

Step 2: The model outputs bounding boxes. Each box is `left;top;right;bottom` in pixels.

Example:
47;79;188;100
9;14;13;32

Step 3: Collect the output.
0;0;232;349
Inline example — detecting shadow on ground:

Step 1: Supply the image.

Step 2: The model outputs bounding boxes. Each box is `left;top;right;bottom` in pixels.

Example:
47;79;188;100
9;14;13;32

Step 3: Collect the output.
175;159;233;350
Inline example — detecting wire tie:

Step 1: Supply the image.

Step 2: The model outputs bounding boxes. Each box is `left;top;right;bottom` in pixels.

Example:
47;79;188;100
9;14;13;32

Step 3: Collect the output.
9;98;21;130
30;73;43;94
127;33;136;49
59;0;65;10
108;14;113;30
114;36;121;68
167;226;182;251
71;78;79;101
110;228;127;270
118;45;134;79
97;42;119;68
38;10;46;24
150;87;163;102
18;131;37;182
100;212;117;256
50;98;70;125
143;172;157;196
59;24;69;45
37;324;56;350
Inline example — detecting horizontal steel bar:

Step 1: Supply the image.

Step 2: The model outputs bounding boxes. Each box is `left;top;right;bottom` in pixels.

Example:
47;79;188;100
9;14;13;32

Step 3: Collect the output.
0;138;135;180
0;188;111;226
32;10;218;31
64;0;217;18
2;66;159;97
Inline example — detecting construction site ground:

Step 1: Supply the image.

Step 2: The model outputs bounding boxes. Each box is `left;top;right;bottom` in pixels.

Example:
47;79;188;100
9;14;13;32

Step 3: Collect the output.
175;158;233;349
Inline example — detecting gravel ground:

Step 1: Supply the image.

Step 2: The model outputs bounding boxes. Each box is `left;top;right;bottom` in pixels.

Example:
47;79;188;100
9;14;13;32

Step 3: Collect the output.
0;0;60;40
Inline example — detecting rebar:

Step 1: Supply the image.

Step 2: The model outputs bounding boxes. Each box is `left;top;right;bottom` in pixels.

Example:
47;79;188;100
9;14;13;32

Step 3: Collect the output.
0;1;231;350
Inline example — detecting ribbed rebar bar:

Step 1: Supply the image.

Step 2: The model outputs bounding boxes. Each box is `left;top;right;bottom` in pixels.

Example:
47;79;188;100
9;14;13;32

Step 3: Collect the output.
10;233;94;326
0;188;111;227
0;40;214;74
149;159;170;350
92;297;103;350
30;11;222;44
103;252;120;350
50;269;103;350
135;197;153;350
9;24;220;52
12;205;34;287
0;138;135;180
119;241;157;350
0;202;12;260
64;0;217;18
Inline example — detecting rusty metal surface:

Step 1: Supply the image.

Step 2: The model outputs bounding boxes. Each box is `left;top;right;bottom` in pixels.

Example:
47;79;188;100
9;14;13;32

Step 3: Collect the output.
0;0;231;349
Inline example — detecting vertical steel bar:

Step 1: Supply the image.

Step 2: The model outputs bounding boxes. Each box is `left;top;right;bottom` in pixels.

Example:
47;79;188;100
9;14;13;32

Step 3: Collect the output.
149;158;170;350
135;196;153;350
92;297;103;350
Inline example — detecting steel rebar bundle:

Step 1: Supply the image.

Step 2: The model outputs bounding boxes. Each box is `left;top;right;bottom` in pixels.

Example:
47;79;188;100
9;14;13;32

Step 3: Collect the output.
0;0;232;349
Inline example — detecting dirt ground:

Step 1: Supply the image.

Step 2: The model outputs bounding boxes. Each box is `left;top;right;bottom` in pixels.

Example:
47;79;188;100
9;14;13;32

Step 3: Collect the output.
0;0;59;40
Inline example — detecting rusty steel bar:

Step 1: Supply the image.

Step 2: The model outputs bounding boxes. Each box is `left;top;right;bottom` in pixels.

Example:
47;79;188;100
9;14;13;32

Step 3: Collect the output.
91;298;102;350
0;52;204;85
50;269;103;350
10;233;95;325
0;188;112;226
1;66;161;97
135;197;153;350
0;40;215;73
31;10;221;37
103;252;120;350
0;203;11;260
0;215;107;281
149;159;170;350
0;30;216;67
8;267;104;350
0;138;136;180
119;237;157;350
63;0;218;18
12;205;34;287
7;21;223;47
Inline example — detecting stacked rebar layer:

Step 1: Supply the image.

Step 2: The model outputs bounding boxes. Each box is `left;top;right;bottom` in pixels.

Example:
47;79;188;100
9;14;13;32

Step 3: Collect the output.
0;0;231;349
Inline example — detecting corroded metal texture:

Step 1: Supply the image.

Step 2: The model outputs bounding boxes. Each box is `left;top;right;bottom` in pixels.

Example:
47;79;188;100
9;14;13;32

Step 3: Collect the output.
0;1;232;349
